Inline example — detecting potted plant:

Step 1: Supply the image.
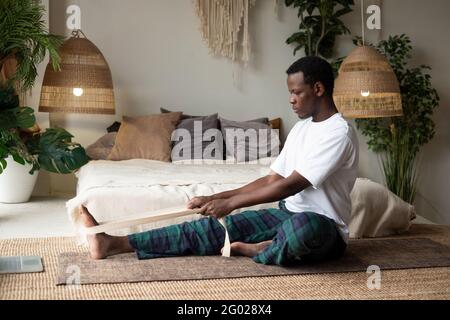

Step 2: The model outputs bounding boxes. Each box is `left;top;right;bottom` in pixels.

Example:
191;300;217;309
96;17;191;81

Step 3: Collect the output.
0;0;89;203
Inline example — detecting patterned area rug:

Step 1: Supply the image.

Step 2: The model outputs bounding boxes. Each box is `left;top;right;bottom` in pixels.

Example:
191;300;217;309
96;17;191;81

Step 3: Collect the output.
1;224;450;299
55;238;450;285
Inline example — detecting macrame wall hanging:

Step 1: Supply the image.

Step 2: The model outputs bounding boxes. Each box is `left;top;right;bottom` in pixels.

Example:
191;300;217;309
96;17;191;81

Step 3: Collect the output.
194;0;257;64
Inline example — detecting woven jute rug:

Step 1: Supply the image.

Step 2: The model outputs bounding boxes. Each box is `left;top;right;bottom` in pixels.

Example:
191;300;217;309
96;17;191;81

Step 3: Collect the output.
54;238;450;286
1;224;450;300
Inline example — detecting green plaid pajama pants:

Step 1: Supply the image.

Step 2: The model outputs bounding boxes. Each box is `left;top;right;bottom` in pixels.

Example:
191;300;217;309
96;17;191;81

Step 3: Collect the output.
128;201;347;266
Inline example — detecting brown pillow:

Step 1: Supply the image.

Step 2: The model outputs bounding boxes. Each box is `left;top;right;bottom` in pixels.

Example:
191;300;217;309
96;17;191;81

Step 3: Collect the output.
108;112;182;162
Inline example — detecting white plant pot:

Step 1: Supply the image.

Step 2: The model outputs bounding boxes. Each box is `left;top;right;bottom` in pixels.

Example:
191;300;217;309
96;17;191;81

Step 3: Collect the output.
0;156;39;203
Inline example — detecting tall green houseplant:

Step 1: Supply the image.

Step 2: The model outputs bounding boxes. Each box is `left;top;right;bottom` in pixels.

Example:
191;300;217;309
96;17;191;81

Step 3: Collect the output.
285;0;354;58
355;35;440;204
0;0;89;175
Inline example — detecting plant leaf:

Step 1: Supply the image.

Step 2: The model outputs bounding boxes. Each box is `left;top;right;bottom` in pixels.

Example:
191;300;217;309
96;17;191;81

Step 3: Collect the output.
37;128;89;174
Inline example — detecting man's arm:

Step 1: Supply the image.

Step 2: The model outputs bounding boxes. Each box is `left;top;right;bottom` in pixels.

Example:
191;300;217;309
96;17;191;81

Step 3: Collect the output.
187;171;283;209
214;171;282;199
230;171;310;209
198;171;311;218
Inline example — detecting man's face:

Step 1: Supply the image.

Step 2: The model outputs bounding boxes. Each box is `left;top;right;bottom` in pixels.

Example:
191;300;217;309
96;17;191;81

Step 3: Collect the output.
287;72;319;119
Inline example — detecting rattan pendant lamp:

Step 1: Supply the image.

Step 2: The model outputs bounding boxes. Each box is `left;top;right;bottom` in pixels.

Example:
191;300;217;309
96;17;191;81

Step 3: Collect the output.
333;1;402;118
39;29;115;115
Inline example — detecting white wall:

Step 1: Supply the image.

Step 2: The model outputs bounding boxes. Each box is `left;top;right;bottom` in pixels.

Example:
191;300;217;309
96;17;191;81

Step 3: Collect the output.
33;0;450;225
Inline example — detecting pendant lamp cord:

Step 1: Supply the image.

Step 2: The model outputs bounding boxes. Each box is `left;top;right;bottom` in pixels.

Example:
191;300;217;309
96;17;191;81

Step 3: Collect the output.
361;0;365;45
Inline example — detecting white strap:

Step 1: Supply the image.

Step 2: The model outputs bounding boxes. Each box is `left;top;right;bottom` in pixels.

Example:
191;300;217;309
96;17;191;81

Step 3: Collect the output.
219;218;231;257
82;206;232;257
83;207;200;235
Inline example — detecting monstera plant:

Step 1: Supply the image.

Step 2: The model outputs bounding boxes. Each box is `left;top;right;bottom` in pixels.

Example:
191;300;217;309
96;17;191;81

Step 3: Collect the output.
0;84;89;175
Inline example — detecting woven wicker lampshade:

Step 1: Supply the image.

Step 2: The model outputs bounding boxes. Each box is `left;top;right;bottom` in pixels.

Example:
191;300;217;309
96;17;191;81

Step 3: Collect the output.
39;30;115;115
333;45;402;118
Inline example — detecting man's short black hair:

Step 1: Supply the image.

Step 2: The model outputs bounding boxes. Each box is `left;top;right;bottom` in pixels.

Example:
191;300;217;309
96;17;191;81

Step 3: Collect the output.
286;56;334;96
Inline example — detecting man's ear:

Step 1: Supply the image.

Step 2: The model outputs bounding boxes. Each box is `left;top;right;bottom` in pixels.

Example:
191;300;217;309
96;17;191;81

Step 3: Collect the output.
313;82;326;97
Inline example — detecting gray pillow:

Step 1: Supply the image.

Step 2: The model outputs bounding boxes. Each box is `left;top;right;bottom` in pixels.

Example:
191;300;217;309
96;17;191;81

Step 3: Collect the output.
85;132;117;160
219;117;279;162
170;113;222;161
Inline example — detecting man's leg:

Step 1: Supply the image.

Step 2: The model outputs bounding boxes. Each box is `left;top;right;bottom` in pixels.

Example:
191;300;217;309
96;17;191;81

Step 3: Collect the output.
128;206;293;259
252;212;346;266
81;204;293;260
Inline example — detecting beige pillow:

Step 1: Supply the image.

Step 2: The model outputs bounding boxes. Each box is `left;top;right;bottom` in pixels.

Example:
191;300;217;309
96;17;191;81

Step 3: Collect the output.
349;178;416;238
108;112;182;162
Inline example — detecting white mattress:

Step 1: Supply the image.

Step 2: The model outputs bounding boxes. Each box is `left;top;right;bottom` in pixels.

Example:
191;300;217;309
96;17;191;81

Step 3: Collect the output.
67;159;277;241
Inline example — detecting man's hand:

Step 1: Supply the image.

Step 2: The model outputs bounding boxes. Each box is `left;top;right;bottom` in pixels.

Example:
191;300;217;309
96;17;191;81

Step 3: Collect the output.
187;196;214;209
198;199;235;219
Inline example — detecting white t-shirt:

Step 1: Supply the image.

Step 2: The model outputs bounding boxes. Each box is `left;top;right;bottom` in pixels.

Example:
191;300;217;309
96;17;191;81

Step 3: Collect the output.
270;113;359;243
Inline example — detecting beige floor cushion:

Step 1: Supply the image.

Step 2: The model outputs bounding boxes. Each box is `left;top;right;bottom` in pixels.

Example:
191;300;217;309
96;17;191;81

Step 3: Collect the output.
349;178;416;238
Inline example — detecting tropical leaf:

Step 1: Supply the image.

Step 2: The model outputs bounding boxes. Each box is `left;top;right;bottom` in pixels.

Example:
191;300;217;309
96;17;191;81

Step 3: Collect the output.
0;157;6;174
0;106;36;130
36;128;89;174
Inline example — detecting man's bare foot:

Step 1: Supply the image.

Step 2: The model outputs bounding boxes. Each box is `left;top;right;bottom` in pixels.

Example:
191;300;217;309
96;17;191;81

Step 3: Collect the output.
79;206;133;259
222;240;273;258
